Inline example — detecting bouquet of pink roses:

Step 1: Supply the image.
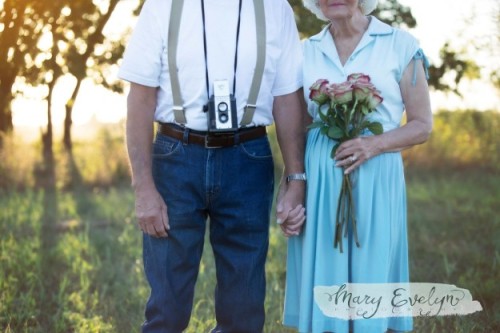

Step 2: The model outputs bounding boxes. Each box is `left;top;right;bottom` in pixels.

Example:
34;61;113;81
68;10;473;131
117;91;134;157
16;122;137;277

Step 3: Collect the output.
308;73;383;253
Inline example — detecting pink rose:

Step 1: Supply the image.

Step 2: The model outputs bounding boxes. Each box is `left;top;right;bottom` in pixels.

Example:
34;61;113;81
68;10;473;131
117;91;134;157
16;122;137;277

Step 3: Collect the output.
352;81;375;102
347;73;371;84
328;81;353;105
366;92;383;109
309;79;330;105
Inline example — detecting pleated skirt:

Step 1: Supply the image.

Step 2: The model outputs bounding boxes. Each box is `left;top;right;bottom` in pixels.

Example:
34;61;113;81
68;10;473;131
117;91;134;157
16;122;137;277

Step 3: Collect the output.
283;128;413;333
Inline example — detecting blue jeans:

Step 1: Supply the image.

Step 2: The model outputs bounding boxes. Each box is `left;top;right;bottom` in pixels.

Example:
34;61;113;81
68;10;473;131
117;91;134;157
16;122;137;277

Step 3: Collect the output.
142;130;274;333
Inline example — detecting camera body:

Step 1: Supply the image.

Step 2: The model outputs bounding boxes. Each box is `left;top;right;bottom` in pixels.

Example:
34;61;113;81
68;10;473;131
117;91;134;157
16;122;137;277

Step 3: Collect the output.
207;80;238;132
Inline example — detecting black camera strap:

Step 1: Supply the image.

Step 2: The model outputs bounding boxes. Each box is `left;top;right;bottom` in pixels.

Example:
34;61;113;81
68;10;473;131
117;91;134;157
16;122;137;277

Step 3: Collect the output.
200;0;243;101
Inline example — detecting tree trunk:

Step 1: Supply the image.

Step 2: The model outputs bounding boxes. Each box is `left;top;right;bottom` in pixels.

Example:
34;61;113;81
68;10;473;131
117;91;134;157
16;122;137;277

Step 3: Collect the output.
0;71;17;139
63;78;83;152
0;96;13;132
40;82;55;190
0;1;26;139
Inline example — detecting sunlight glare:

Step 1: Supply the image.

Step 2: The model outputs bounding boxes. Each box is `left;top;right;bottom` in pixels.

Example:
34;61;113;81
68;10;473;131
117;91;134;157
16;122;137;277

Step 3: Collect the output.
37;29;52;51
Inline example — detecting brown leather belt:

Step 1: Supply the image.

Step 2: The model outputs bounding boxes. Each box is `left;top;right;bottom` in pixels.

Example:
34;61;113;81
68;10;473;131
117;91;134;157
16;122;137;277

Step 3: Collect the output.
157;123;267;148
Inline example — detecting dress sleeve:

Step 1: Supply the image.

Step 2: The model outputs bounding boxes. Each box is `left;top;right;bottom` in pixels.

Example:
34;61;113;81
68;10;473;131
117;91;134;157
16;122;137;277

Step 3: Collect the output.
395;30;429;86
411;48;430;86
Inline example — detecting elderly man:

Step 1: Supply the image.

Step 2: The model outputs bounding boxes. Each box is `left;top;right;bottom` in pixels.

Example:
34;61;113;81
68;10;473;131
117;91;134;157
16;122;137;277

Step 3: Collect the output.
118;0;306;332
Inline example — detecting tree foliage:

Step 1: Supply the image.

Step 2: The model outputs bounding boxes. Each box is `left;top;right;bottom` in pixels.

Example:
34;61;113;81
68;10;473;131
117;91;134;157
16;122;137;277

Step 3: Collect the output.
0;0;50;134
0;0;493;144
428;43;480;96
288;0;416;38
288;0;478;95
0;0;127;146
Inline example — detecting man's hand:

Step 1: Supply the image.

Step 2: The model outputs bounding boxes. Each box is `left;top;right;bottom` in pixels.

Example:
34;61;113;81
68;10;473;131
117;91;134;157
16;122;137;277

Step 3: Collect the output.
276;180;306;237
135;186;169;238
125;82;168;237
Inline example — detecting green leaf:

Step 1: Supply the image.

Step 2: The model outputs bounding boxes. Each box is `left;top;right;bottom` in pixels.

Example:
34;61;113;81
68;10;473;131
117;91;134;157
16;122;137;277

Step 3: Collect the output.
366;122;384;135
335;115;345;130
327;126;344;139
307;121;323;129
360;120;370;129
319;109;329;123
320;126;329;135
361;104;369;115
330;143;339;159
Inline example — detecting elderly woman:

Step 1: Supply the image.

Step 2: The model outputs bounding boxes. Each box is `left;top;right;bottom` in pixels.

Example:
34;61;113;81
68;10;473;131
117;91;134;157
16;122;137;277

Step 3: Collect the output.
282;0;432;332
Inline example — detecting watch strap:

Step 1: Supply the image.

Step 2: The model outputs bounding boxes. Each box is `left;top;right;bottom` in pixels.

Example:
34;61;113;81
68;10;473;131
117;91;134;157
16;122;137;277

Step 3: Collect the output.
286;173;307;182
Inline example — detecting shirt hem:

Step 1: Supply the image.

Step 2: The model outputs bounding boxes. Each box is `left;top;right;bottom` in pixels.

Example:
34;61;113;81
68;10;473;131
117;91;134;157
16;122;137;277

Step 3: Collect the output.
118;70;159;88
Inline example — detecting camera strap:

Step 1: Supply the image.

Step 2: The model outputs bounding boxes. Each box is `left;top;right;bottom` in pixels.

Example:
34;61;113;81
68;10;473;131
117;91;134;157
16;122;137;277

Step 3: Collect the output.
200;0;243;99
167;0;266;127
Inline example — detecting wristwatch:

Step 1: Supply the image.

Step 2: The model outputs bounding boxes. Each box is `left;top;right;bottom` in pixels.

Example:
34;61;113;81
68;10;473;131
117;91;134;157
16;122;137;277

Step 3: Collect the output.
286;173;307;183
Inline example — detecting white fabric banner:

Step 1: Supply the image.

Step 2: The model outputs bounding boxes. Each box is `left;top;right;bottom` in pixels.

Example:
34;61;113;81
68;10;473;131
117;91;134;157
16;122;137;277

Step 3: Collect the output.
314;283;482;320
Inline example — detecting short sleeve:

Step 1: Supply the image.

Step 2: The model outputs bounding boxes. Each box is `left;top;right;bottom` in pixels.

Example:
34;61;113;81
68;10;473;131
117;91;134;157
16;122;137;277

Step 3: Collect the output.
118;0;166;87
271;2;303;96
411;48;430;85
395;30;420;83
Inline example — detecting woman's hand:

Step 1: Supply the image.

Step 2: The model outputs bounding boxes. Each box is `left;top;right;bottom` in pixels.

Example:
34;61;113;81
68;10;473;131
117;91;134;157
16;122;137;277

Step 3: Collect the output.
276;178;306;237
334;136;383;174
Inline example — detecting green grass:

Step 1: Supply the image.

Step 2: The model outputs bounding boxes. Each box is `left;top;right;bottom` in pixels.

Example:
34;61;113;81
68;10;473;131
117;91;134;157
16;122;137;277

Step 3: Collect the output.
0;169;497;332
406;169;499;332
0;110;498;332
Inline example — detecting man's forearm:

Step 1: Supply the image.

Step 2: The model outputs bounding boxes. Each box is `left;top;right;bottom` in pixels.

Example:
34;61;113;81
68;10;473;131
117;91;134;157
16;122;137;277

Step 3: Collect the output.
273;89;307;176
126;84;157;191
273;89;307;232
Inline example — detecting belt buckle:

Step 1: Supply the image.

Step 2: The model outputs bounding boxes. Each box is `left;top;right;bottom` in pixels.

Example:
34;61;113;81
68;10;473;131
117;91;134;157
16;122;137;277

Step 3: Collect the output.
204;135;224;149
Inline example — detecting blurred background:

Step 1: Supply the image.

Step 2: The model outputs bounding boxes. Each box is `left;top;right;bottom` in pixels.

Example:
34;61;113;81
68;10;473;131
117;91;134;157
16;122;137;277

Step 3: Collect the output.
0;0;498;332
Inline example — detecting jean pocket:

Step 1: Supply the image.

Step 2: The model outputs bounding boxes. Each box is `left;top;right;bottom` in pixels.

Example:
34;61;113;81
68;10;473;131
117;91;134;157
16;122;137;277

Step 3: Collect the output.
152;133;182;158
239;137;273;160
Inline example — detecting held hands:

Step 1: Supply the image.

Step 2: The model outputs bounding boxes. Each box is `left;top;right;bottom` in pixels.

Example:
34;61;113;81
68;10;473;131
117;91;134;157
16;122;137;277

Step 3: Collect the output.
276;179;306;237
134;186;170;238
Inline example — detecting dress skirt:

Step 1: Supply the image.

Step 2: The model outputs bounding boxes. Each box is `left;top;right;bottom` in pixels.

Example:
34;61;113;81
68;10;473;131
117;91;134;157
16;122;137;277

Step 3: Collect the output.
283;128;413;333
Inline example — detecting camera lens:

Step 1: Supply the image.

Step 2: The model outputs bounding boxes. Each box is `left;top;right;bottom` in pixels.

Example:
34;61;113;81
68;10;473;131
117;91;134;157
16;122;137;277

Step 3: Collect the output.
218;102;228;112
219;113;228;123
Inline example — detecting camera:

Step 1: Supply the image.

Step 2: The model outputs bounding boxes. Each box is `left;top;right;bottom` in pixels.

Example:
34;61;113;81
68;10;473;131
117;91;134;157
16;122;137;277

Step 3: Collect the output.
207;80;238;132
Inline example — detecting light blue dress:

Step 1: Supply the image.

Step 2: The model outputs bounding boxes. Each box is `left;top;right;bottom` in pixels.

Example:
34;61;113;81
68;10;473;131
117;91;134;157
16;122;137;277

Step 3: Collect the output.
283;17;427;333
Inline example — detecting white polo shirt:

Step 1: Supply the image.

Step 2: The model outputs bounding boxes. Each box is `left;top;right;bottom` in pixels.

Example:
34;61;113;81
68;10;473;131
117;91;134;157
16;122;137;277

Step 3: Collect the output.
118;0;303;131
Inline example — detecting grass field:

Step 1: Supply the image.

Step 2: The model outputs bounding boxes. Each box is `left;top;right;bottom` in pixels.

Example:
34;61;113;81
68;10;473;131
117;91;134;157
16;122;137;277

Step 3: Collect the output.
0;111;498;332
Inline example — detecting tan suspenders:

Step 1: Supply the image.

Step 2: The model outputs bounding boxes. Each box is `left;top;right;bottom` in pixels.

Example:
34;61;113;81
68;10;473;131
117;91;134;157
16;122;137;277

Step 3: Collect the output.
167;0;266;127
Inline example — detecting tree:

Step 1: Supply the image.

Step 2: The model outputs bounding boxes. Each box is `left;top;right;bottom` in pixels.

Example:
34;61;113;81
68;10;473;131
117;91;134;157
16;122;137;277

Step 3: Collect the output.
0;0;51;136
427;43;480;96
60;0;124;151
16;0;73;185
0;0;127;149
288;0;416;38
20;0;125;151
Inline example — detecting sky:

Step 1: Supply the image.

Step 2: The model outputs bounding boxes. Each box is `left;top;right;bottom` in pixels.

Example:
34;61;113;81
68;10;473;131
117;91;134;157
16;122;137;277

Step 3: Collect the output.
11;0;500;129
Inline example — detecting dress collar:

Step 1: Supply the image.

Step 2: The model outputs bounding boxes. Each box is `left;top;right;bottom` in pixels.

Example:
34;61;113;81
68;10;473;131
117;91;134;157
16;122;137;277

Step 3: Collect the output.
308;16;394;69
309;16;394;42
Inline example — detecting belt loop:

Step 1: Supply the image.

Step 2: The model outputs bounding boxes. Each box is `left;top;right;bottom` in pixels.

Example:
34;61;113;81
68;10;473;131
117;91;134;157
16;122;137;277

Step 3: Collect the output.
234;131;240;146
182;127;190;145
